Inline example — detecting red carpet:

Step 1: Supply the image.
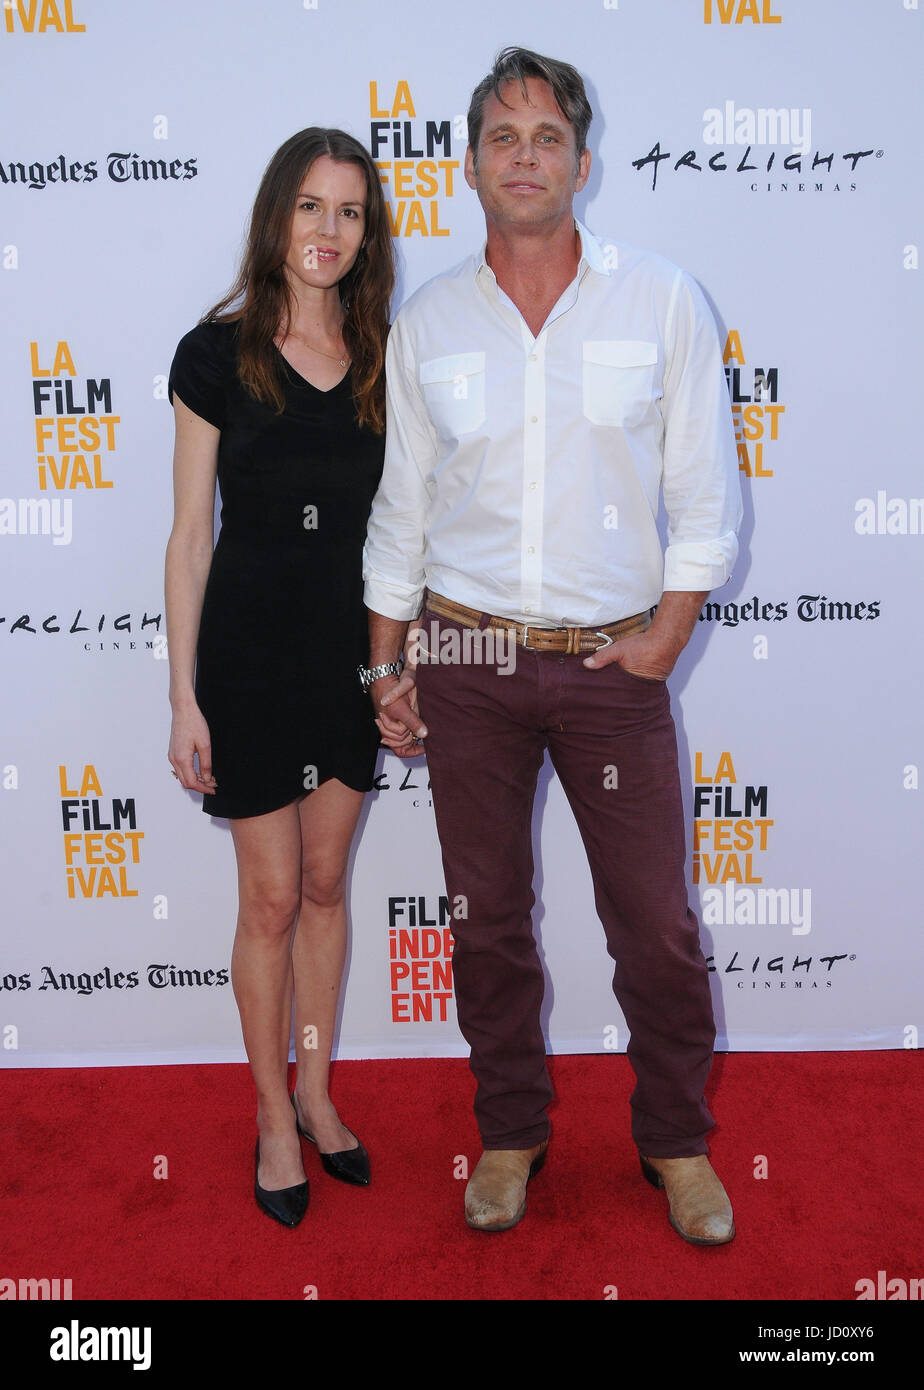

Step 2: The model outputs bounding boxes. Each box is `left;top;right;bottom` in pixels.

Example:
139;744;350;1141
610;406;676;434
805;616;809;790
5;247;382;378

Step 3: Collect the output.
2;1052;921;1302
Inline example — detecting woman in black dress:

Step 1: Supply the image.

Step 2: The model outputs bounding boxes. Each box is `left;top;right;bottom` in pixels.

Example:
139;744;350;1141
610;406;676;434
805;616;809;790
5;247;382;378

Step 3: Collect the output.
165;129;394;1226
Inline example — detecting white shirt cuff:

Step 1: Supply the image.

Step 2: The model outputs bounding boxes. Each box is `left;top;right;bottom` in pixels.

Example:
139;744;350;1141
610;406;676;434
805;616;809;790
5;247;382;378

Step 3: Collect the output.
363;577;425;623
662;533;739;592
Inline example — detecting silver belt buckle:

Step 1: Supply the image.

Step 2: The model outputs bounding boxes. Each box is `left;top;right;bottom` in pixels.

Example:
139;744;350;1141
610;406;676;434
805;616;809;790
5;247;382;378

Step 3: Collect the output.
593;630;614;649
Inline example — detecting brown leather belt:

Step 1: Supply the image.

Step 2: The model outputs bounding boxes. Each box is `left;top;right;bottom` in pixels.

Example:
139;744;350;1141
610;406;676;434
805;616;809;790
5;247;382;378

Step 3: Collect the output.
424;590;651;655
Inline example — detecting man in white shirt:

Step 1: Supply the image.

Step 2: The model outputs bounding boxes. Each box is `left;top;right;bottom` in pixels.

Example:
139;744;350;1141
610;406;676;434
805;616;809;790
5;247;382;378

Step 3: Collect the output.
362;47;742;1243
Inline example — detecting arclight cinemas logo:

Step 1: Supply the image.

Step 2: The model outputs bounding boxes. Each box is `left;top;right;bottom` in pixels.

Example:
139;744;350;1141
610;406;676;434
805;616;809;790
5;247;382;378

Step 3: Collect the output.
50;1320;151;1370
632;102;880;192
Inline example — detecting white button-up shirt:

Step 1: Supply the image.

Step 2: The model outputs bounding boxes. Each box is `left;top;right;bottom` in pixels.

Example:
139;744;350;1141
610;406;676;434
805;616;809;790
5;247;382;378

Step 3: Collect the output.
363;222;741;628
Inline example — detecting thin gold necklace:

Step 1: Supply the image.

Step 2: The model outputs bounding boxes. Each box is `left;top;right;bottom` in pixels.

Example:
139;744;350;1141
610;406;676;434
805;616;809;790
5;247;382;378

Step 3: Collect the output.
287;329;348;368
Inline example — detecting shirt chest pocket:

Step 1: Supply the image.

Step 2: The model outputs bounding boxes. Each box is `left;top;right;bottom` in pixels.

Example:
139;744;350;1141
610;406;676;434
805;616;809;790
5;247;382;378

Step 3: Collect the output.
582;340;659;429
419;351;486;439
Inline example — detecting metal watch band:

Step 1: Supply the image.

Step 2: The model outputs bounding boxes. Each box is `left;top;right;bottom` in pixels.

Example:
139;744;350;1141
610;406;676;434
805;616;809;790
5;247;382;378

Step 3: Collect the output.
357;659;403;692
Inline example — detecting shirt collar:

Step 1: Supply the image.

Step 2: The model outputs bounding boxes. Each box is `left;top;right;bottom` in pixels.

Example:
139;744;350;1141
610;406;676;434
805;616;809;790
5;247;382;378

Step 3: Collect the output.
575;221;609;275
474;219;611;288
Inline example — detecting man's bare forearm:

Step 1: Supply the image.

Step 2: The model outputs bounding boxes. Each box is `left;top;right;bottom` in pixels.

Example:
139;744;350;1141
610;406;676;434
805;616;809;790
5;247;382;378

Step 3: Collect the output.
365;607;427;749
368;609;410;667
584;588;708;678
648;590;709;663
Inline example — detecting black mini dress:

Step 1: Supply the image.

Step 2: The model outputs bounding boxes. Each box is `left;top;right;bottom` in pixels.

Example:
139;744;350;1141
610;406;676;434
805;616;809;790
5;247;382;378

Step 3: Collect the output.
168;320;383;818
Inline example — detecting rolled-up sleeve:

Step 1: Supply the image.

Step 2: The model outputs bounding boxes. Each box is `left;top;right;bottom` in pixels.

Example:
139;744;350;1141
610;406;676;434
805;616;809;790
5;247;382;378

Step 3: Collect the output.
660;270;742;593
363;315;439;620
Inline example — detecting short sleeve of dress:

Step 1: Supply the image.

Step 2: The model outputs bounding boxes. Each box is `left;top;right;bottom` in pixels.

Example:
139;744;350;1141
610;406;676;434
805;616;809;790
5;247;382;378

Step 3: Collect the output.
168;322;232;430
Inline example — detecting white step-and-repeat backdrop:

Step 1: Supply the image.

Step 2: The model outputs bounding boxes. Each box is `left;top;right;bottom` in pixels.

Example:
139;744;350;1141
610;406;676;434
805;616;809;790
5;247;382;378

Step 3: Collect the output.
2;0;920;1066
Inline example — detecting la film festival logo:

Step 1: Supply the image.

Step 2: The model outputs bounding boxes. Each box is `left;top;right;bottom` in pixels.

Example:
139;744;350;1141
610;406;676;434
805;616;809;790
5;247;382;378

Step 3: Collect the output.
369;80;461;238
0;340;120;546
0;341;120;546
388;895;467;1023
692;752;853;989
60;764;144;899
2;0;84;33
31;341;119;494
723;330;783;479
692;750;810;934
703;0;781;21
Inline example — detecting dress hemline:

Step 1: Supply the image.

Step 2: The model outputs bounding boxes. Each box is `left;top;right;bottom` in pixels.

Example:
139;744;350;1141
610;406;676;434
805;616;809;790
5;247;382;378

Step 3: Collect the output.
201;768;377;820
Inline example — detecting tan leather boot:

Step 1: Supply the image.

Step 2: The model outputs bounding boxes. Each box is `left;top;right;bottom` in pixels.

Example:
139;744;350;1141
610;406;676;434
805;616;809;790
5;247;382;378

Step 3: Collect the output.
640;1154;735;1245
464;1140;548;1231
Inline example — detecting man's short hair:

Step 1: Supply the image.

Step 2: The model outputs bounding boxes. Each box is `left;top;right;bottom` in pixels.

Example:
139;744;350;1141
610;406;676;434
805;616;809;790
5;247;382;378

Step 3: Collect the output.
467;47;593;165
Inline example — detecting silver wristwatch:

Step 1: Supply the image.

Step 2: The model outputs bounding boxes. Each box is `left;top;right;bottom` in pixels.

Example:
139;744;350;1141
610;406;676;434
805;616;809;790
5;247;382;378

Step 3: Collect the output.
357;659;403;692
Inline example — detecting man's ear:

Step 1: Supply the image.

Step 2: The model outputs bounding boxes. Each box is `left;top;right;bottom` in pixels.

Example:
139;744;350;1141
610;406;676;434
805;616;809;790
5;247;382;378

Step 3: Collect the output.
575;146;591;193
464;145;478;190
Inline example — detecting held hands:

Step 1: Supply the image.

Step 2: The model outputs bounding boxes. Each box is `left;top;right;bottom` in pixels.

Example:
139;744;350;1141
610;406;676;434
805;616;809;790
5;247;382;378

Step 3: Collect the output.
372;671;427;758
369;615;428;757
168;703;218;792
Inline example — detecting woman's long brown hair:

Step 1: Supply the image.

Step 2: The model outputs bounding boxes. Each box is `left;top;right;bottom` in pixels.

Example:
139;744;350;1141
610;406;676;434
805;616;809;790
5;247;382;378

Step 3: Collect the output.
203;128;394;433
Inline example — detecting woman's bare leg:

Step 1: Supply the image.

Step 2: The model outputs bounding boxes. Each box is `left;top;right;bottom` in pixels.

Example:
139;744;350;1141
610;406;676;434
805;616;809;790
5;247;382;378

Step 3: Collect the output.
291;778;365;1152
230;802;306;1191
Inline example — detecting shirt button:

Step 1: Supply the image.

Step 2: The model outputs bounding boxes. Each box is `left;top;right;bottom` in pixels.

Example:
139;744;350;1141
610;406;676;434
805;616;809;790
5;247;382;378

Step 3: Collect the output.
528;481;537;490
529;353;537;362
530;415;538;423
527;546;535;554
524;605;533;614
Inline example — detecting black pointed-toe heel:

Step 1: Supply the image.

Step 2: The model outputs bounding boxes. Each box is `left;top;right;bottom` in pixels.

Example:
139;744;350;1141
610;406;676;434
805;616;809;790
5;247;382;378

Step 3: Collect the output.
290;1094;370;1187
254;1139;310;1226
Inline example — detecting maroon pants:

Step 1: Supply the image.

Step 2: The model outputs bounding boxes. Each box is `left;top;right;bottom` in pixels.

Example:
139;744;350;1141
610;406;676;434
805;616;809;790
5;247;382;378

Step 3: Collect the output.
414;607;716;1157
